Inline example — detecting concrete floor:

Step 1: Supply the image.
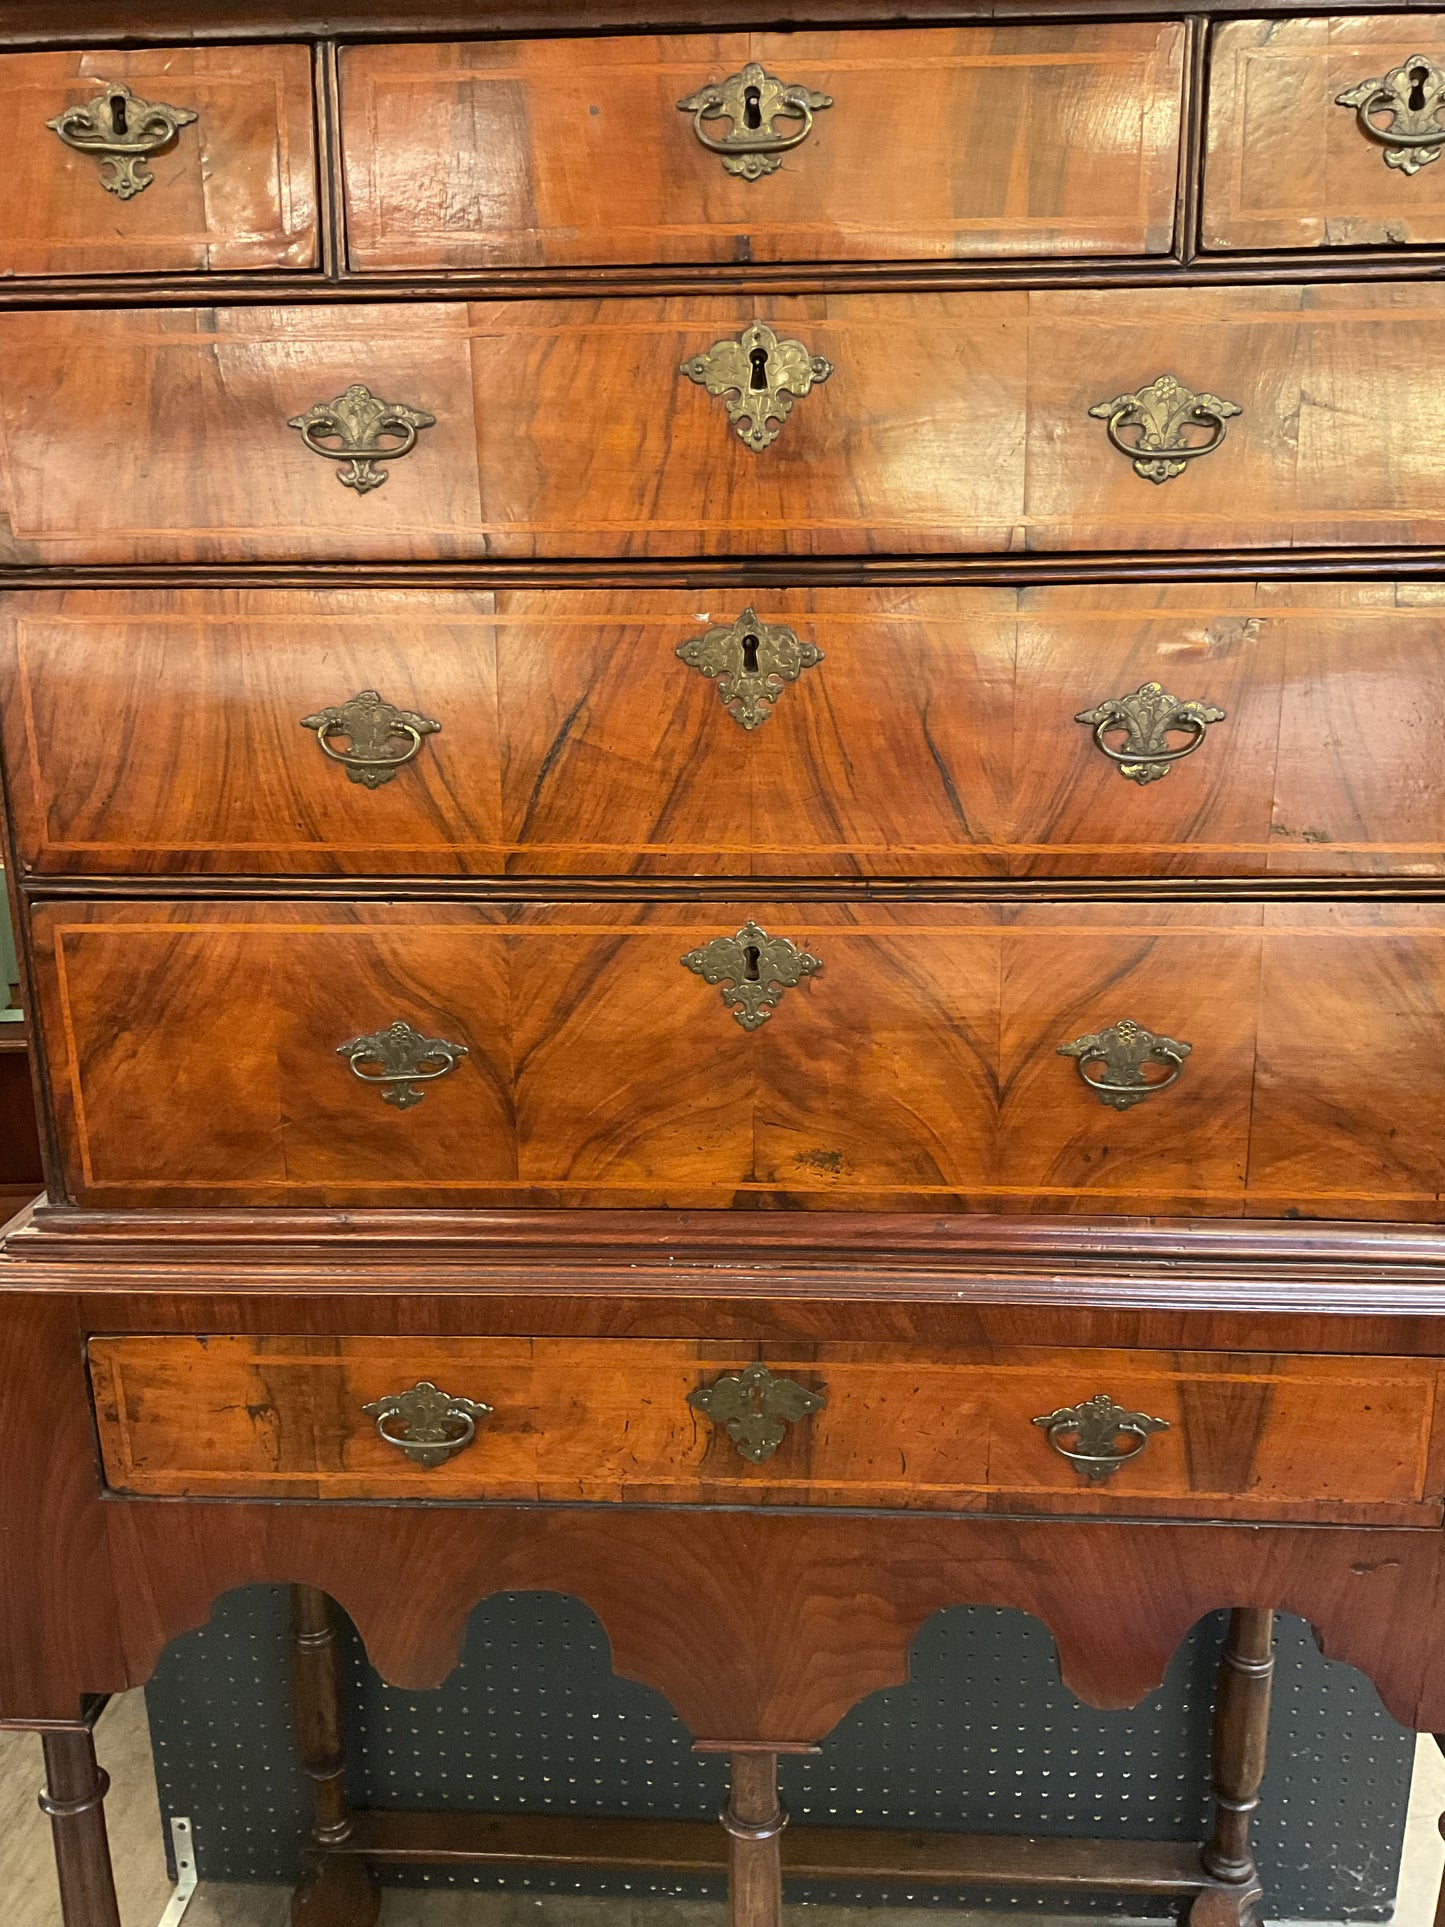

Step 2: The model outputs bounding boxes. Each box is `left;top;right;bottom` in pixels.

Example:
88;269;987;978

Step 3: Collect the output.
1;1693;1442;1926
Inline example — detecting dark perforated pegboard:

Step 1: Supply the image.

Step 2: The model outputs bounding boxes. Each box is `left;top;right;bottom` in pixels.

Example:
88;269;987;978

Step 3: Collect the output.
145;1589;1411;1917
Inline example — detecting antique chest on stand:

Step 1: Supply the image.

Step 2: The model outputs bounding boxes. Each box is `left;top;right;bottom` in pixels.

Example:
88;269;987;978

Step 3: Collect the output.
6;3;1445;1923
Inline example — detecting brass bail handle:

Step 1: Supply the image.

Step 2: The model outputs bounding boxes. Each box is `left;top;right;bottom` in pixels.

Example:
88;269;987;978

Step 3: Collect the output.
678;64;833;178
1103;403;1227;468
1093;715;1203;766
363;1381;494;1469
316;718;425;772
1032;1394;1170;1484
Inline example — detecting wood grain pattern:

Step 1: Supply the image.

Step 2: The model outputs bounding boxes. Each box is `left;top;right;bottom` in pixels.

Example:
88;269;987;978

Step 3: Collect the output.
339;25;1184;269
85;1332;1445;1524
9;583;1445;880
9;287;1445;559
1205;17;1445;252
0;45;318;276
24;898;1445;1219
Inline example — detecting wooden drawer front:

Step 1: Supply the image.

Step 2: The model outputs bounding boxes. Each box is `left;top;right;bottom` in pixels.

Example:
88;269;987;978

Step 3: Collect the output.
10;287;1445;561
5;583;1445;880
339;25;1184;268
1206;17;1445;251
29;899;1445;1221
87;1336;1445;1524
0;47;319;276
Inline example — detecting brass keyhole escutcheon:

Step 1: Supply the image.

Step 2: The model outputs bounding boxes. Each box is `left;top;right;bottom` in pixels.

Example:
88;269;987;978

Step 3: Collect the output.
677;62;833;179
47;79;198;199
1338;54;1445;173
680;321;833;451
681;921;822;1030
676;609;824;730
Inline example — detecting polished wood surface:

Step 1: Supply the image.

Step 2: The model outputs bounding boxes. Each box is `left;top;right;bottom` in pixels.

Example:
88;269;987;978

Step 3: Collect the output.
339;25;1184;269
86;1332;1445;1523
2;7;1444;1924
1205;17;1445;252
6;582;1445;879
23;898;1445;1218
0;45;319;277
12;287;1445;560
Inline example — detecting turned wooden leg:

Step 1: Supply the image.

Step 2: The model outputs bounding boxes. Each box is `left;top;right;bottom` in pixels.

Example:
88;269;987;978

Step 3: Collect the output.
39;1723;122;1927
722;1751;786;1927
1187;1607;1275;1927
290;1585;380;1927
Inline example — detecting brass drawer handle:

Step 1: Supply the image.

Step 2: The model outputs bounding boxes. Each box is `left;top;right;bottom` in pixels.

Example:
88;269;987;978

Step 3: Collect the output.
1338;56;1445;174
289;383;437;494
47;80;197;199
363;1381;493;1469
677;62;832;179
688;1363;828;1464
1033;1393;1170;1484
680;321;832;451
1075;682;1226;785
681;921;822;1030
676;608;824;728
337;1018;468;1109
1057;1017;1192;1110
299;689;441;788
1089;374;1240;484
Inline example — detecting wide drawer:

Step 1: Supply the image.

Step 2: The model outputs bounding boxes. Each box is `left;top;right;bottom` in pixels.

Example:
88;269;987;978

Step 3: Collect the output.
6;287;1445;561
3;583;1442;880
28;899;1445;1220
339;24;1184;267
1206;16;1445;250
0;46;319;276
86;1335;1445;1524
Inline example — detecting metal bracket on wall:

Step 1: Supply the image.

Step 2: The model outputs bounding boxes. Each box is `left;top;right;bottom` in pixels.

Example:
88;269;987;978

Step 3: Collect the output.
156;1816;197;1927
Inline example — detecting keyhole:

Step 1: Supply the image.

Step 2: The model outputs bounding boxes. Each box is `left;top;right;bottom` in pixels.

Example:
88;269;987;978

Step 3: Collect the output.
740;632;760;674
743;85;763;130
1409;65;1430;111
110;92;129;135
749;347;770;391
742;944;762;982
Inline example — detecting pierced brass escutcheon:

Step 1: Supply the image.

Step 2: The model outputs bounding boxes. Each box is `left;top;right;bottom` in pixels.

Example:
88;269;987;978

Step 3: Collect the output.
1075;682;1226;785
680;320;832;451
289;383;437;493
1337;55;1445;173
681;921;822;1030
677;61;833;179
1032;1393;1170;1484
300;689;442;788
1089;374;1241;484
336;1019;468;1109
1057;1018;1192;1111
676;607;824;728
363;1381;493;1469
688;1362;828;1464
47;80;197;199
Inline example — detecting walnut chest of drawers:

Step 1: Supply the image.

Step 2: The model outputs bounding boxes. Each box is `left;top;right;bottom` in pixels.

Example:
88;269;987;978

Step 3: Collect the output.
5;5;1445;1925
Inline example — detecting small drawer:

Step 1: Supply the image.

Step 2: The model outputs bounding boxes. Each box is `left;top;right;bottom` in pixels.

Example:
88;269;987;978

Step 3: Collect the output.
1206;17;1445;250
339;24;1184;269
87;1335;1445;1525
0;46;319;276
27;897;1445;1222
4;583;1445;881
